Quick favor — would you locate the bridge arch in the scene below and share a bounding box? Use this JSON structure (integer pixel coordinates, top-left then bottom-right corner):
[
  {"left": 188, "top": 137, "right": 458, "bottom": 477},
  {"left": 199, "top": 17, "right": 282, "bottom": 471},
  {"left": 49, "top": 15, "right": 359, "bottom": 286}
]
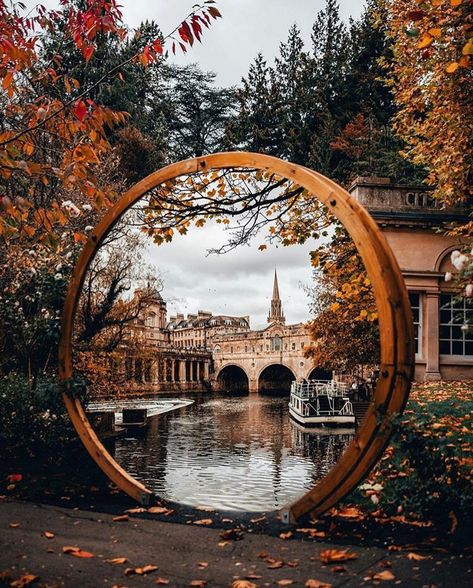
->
[
  {"left": 307, "top": 366, "right": 333, "bottom": 381},
  {"left": 258, "top": 363, "right": 296, "bottom": 395},
  {"left": 215, "top": 364, "right": 249, "bottom": 393}
]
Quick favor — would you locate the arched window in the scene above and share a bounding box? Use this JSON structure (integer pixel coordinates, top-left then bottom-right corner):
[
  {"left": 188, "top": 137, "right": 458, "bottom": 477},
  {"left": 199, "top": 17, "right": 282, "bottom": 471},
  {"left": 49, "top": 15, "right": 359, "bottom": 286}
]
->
[{"left": 271, "top": 335, "right": 282, "bottom": 351}]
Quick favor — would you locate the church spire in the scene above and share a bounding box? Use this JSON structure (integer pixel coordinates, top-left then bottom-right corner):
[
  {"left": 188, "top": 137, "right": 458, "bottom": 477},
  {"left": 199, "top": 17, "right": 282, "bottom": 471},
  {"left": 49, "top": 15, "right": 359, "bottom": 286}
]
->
[{"left": 268, "top": 269, "right": 285, "bottom": 324}]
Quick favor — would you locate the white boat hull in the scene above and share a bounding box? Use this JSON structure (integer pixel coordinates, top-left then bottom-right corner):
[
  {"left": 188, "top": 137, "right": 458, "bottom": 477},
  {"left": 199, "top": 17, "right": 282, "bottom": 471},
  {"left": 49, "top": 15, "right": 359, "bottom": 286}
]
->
[{"left": 289, "top": 405, "right": 356, "bottom": 427}]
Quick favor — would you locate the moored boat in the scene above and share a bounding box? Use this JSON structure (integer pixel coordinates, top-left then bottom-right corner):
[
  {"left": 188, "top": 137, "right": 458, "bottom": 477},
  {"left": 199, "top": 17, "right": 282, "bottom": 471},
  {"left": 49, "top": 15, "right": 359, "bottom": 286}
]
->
[{"left": 289, "top": 379, "right": 355, "bottom": 427}]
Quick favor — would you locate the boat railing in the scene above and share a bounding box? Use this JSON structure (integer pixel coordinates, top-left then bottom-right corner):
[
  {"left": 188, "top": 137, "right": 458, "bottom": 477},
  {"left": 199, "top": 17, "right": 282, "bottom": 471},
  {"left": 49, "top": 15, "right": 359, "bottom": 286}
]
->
[{"left": 291, "top": 379, "right": 349, "bottom": 399}]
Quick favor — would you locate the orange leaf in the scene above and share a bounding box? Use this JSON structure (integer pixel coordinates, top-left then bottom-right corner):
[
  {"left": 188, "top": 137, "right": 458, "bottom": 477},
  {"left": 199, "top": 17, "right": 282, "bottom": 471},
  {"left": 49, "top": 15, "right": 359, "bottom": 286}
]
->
[
  {"left": 106, "top": 557, "right": 128, "bottom": 565},
  {"left": 428, "top": 28, "right": 441, "bottom": 38},
  {"left": 450, "top": 0, "right": 462, "bottom": 6},
  {"left": 43, "top": 531, "right": 55, "bottom": 539},
  {"left": 192, "top": 518, "right": 213, "bottom": 526},
  {"left": 2, "top": 71, "right": 13, "bottom": 90},
  {"left": 305, "top": 581, "right": 332, "bottom": 588},
  {"left": 319, "top": 549, "right": 357, "bottom": 564},
  {"left": 445, "top": 62, "right": 459, "bottom": 73},
  {"left": 112, "top": 514, "right": 129, "bottom": 522},
  {"left": 62, "top": 546, "right": 94, "bottom": 558},
  {"left": 372, "top": 570, "right": 395, "bottom": 581},
  {"left": 417, "top": 34, "right": 433, "bottom": 49},
  {"left": 10, "top": 574, "right": 38, "bottom": 587}
]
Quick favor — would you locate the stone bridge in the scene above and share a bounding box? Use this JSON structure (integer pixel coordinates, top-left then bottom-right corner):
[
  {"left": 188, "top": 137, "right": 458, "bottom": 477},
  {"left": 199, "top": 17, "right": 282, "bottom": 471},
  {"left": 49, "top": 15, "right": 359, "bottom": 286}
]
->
[{"left": 211, "top": 348, "right": 331, "bottom": 394}]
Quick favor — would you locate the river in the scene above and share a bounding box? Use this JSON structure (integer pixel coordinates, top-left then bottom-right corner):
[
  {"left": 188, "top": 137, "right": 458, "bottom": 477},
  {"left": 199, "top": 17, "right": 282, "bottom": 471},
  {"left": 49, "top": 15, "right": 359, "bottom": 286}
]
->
[{"left": 112, "top": 391, "right": 354, "bottom": 512}]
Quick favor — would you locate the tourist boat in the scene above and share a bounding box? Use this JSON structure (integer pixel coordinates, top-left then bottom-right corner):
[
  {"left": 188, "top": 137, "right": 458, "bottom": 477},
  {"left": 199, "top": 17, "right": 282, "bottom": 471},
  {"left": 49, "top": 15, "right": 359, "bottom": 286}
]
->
[{"left": 289, "top": 379, "right": 355, "bottom": 427}]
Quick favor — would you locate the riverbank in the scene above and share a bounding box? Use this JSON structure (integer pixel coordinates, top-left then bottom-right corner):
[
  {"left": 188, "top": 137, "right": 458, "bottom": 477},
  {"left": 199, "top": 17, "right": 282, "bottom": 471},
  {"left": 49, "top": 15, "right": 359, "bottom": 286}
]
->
[{"left": 1, "top": 499, "right": 471, "bottom": 588}]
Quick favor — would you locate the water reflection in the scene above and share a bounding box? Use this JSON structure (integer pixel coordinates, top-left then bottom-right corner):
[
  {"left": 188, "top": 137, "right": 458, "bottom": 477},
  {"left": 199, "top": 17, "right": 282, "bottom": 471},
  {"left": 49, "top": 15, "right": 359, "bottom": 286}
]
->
[{"left": 112, "top": 392, "right": 353, "bottom": 512}]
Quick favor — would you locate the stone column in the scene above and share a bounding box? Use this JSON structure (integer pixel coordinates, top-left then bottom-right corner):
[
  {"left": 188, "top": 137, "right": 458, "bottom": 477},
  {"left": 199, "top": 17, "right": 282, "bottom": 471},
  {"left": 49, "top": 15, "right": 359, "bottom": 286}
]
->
[
  {"left": 170, "top": 359, "right": 175, "bottom": 382},
  {"left": 203, "top": 361, "right": 210, "bottom": 380},
  {"left": 179, "top": 360, "right": 186, "bottom": 382},
  {"left": 424, "top": 292, "right": 441, "bottom": 381}
]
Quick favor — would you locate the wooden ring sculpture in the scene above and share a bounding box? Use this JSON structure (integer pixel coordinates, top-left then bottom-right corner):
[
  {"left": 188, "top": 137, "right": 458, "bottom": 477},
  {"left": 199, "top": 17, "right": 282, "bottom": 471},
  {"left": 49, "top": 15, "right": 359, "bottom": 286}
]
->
[{"left": 58, "top": 152, "right": 414, "bottom": 522}]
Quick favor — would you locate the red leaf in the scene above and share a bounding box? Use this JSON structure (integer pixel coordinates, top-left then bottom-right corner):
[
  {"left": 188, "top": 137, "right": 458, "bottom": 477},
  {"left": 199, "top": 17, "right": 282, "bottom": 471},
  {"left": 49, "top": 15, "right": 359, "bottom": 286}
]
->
[
  {"left": 208, "top": 7, "right": 222, "bottom": 18},
  {"left": 7, "top": 474, "right": 22, "bottom": 483},
  {"left": 74, "top": 100, "right": 87, "bottom": 122}
]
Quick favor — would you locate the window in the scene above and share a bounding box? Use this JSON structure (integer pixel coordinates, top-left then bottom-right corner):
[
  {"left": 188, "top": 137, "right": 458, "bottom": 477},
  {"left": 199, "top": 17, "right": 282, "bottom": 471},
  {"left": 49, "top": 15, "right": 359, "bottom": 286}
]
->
[
  {"left": 291, "top": 342, "right": 296, "bottom": 350},
  {"left": 439, "top": 293, "right": 473, "bottom": 355},
  {"left": 409, "top": 292, "right": 422, "bottom": 356},
  {"left": 271, "top": 335, "right": 282, "bottom": 351}
]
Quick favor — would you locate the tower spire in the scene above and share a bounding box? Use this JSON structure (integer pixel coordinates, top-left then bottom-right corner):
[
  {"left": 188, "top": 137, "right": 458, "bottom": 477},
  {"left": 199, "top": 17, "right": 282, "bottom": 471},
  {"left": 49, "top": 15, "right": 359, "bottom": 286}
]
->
[{"left": 268, "top": 269, "right": 285, "bottom": 324}]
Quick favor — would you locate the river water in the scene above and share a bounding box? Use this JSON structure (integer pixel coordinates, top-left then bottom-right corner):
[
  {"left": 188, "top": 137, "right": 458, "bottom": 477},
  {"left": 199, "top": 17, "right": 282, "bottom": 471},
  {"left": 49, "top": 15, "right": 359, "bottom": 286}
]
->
[{"left": 112, "top": 391, "right": 354, "bottom": 512}]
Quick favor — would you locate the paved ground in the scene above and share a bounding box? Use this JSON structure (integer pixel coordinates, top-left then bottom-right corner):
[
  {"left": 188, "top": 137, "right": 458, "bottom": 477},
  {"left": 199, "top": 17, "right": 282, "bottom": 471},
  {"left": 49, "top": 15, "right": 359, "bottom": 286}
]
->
[{"left": 0, "top": 500, "right": 471, "bottom": 588}]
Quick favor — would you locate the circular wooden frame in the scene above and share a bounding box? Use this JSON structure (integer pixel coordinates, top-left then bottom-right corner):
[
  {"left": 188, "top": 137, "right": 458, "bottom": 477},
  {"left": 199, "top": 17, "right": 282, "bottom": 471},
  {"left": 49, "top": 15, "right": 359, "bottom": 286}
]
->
[{"left": 58, "top": 152, "right": 414, "bottom": 520}]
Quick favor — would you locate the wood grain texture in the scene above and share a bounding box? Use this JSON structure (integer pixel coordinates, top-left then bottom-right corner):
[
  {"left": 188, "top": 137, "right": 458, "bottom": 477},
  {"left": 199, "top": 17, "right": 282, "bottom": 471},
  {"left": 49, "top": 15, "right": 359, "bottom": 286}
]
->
[{"left": 58, "top": 152, "right": 414, "bottom": 518}]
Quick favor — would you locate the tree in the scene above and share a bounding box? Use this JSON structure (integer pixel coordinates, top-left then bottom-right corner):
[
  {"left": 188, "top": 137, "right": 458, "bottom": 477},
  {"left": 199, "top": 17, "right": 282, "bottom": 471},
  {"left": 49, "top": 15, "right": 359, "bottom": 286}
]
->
[
  {"left": 0, "top": 0, "right": 222, "bottom": 245},
  {"left": 163, "top": 64, "right": 236, "bottom": 159},
  {"left": 381, "top": 0, "right": 472, "bottom": 206},
  {"left": 305, "top": 228, "right": 380, "bottom": 374}
]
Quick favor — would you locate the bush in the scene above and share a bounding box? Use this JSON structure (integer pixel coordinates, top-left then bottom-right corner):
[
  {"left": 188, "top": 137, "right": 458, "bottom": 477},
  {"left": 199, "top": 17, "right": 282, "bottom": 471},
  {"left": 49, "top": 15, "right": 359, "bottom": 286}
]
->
[
  {"left": 347, "top": 383, "right": 473, "bottom": 533},
  {"left": 0, "top": 374, "right": 76, "bottom": 465}
]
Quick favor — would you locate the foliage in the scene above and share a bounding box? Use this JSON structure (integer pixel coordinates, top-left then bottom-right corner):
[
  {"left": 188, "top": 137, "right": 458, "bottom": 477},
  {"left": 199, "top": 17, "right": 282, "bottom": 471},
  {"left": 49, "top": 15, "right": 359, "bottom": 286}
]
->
[
  {"left": 345, "top": 381, "right": 473, "bottom": 532},
  {"left": 0, "top": 374, "right": 76, "bottom": 464},
  {"left": 227, "top": 0, "right": 423, "bottom": 186},
  {"left": 381, "top": 0, "right": 472, "bottom": 206},
  {"left": 305, "top": 228, "right": 379, "bottom": 374},
  {"left": 0, "top": 0, "right": 222, "bottom": 245}
]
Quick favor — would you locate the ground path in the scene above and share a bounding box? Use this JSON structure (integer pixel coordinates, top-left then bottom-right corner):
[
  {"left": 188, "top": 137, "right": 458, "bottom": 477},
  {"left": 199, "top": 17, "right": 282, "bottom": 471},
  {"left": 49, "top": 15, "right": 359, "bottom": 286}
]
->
[{"left": 0, "top": 500, "right": 471, "bottom": 587}]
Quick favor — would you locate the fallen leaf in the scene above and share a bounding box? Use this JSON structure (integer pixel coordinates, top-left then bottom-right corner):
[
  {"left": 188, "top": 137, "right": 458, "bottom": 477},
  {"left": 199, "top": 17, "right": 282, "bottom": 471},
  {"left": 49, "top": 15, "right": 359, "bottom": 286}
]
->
[
  {"left": 62, "top": 546, "right": 94, "bottom": 558},
  {"left": 245, "top": 574, "right": 262, "bottom": 579},
  {"left": 220, "top": 528, "right": 244, "bottom": 541},
  {"left": 193, "top": 519, "right": 213, "bottom": 526},
  {"left": 287, "top": 561, "right": 299, "bottom": 568},
  {"left": 9, "top": 523, "right": 20, "bottom": 528},
  {"left": 10, "top": 574, "right": 38, "bottom": 587},
  {"left": 106, "top": 557, "right": 128, "bottom": 565},
  {"left": 112, "top": 515, "right": 129, "bottom": 522},
  {"left": 232, "top": 581, "right": 257, "bottom": 588},
  {"left": 148, "top": 506, "right": 174, "bottom": 516},
  {"left": 125, "top": 565, "right": 159, "bottom": 576},
  {"left": 331, "top": 565, "right": 346, "bottom": 573},
  {"left": 125, "top": 507, "right": 146, "bottom": 514},
  {"left": 197, "top": 562, "right": 208, "bottom": 569},
  {"left": 43, "top": 531, "right": 54, "bottom": 539},
  {"left": 189, "top": 581, "right": 206, "bottom": 587},
  {"left": 257, "top": 551, "right": 269, "bottom": 559},
  {"left": 154, "top": 578, "right": 170, "bottom": 585},
  {"left": 196, "top": 505, "right": 215, "bottom": 512},
  {"left": 279, "top": 531, "right": 293, "bottom": 540},
  {"left": 407, "top": 552, "right": 428, "bottom": 561},
  {"left": 250, "top": 515, "right": 266, "bottom": 524},
  {"left": 7, "top": 474, "right": 23, "bottom": 483},
  {"left": 305, "top": 580, "right": 332, "bottom": 588},
  {"left": 277, "top": 581, "right": 294, "bottom": 586},
  {"left": 267, "top": 558, "right": 284, "bottom": 569},
  {"left": 319, "top": 549, "right": 357, "bottom": 564},
  {"left": 372, "top": 570, "right": 395, "bottom": 581}
]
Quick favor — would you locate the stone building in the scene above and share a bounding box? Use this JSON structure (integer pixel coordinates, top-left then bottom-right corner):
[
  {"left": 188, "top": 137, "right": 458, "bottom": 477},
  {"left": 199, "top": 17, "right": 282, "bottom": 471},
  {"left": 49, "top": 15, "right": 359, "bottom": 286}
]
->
[
  {"left": 167, "top": 310, "right": 250, "bottom": 349},
  {"left": 211, "top": 271, "right": 324, "bottom": 393},
  {"left": 349, "top": 177, "right": 472, "bottom": 381}
]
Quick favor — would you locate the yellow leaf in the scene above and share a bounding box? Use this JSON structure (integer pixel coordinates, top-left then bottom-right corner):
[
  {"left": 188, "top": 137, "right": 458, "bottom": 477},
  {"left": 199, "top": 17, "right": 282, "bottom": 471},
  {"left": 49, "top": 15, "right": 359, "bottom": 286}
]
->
[
  {"left": 462, "top": 42, "right": 473, "bottom": 56},
  {"left": 445, "top": 62, "right": 459, "bottom": 73},
  {"left": 417, "top": 34, "right": 433, "bottom": 49},
  {"left": 450, "top": 0, "right": 462, "bottom": 6},
  {"left": 428, "top": 28, "right": 441, "bottom": 38}
]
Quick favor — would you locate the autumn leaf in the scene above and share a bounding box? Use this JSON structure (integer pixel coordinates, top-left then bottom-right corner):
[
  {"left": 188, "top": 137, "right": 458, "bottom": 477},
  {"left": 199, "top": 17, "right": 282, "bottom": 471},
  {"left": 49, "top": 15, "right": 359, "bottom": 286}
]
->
[
  {"left": 7, "top": 474, "right": 22, "bottom": 483},
  {"left": 125, "top": 565, "right": 159, "bottom": 576},
  {"left": 154, "top": 579, "right": 170, "bottom": 585},
  {"left": 112, "top": 514, "right": 129, "bottom": 522},
  {"left": 62, "top": 546, "right": 94, "bottom": 558},
  {"left": 9, "top": 523, "right": 20, "bottom": 529},
  {"left": 189, "top": 581, "right": 207, "bottom": 587},
  {"left": 74, "top": 100, "right": 87, "bottom": 122},
  {"left": 372, "top": 570, "right": 395, "bottom": 581},
  {"left": 148, "top": 506, "right": 174, "bottom": 516},
  {"left": 232, "top": 582, "right": 257, "bottom": 588},
  {"left": 446, "top": 62, "right": 460, "bottom": 73},
  {"left": 192, "top": 518, "right": 213, "bottom": 526},
  {"left": 305, "top": 580, "right": 332, "bottom": 588},
  {"left": 277, "top": 581, "right": 294, "bottom": 586},
  {"left": 279, "top": 531, "right": 293, "bottom": 540},
  {"left": 407, "top": 552, "right": 429, "bottom": 561},
  {"left": 106, "top": 557, "right": 128, "bottom": 565},
  {"left": 42, "top": 531, "right": 54, "bottom": 539},
  {"left": 10, "top": 574, "right": 39, "bottom": 587},
  {"left": 319, "top": 549, "right": 357, "bottom": 564}
]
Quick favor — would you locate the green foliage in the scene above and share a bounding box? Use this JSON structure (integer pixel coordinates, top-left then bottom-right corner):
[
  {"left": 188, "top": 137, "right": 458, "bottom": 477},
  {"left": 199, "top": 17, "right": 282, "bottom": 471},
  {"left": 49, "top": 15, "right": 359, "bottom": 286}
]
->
[{"left": 0, "top": 374, "right": 76, "bottom": 464}]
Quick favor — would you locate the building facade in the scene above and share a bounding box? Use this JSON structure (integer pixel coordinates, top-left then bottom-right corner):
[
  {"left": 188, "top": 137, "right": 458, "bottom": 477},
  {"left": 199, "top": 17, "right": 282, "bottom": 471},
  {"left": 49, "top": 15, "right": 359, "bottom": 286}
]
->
[{"left": 349, "top": 177, "right": 472, "bottom": 381}]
